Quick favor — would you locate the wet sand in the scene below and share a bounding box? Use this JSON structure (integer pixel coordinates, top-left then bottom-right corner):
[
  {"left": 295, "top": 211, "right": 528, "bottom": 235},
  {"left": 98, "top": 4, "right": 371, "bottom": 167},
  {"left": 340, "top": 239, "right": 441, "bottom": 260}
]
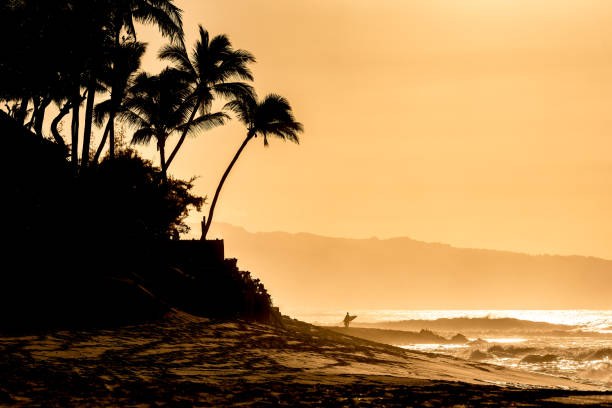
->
[{"left": 1, "top": 312, "right": 611, "bottom": 407}]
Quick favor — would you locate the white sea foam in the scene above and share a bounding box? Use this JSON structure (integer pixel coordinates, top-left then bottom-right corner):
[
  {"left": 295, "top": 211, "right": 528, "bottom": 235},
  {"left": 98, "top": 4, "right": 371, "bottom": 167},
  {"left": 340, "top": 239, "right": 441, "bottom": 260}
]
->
[{"left": 293, "top": 309, "right": 612, "bottom": 388}]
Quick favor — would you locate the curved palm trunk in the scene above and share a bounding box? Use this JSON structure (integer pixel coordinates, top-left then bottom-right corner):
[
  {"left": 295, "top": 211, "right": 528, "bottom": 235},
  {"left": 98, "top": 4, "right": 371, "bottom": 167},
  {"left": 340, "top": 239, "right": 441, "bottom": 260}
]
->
[
  {"left": 92, "top": 118, "right": 112, "bottom": 164},
  {"left": 163, "top": 96, "right": 202, "bottom": 173},
  {"left": 81, "top": 75, "right": 96, "bottom": 168},
  {"left": 202, "top": 132, "right": 253, "bottom": 240},
  {"left": 51, "top": 102, "right": 70, "bottom": 147}
]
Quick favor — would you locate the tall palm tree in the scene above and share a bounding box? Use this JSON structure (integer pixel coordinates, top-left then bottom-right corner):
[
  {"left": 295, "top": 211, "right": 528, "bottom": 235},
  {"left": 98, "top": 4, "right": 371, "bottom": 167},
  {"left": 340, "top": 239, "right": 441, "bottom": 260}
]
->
[
  {"left": 158, "top": 25, "right": 255, "bottom": 175},
  {"left": 121, "top": 69, "right": 227, "bottom": 181},
  {"left": 92, "top": 41, "right": 147, "bottom": 163},
  {"left": 201, "top": 92, "right": 303, "bottom": 239},
  {"left": 80, "top": 0, "right": 183, "bottom": 168}
]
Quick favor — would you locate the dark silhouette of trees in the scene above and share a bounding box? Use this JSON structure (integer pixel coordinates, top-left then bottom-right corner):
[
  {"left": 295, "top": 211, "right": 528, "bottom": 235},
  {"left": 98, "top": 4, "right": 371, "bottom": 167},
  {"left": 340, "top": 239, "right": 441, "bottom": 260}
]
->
[
  {"left": 109, "top": 0, "right": 183, "bottom": 44},
  {"left": 202, "top": 92, "right": 303, "bottom": 239},
  {"left": 1, "top": 0, "right": 304, "bottom": 242},
  {"left": 93, "top": 41, "right": 148, "bottom": 164},
  {"left": 0, "top": 0, "right": 75, "bottom": 129},
  {"left": 80, "top": 0, "right": 184, "bottom": 168},
  {"left": 92, "top": 0, "right": 183, "bottom": 163},
  {"left": 158, "top": 25, "right": 255, "bottom": 174},
  {"left": 0, "top": 0, "right": 184, "bottom": 167},
  {"left": 121, "top": 69, "right": 227, "bottom": 180},
  {"left": 0, "top": 1, "right": 301, "bottom": 326}
]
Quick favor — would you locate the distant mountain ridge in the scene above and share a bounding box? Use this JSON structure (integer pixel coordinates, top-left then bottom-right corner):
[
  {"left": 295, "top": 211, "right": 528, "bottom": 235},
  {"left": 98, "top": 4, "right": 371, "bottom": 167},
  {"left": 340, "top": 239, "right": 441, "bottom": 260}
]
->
[{"left": 208, "top": 223, "right": 612, "bottom": 312}]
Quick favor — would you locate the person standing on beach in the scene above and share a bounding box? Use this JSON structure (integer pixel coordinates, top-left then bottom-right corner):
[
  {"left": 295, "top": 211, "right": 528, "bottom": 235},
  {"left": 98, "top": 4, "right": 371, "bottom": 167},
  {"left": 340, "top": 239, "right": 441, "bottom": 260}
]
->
[{"left": 343, "top": 312, "right": 351, "bottom": 328}]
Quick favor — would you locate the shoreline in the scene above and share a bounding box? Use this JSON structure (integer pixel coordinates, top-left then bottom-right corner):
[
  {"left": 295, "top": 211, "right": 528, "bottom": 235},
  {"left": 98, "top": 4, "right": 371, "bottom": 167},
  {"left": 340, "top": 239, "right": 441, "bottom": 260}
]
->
[{"left": 1, "top": 312, "right": 611, "bottom": 406}]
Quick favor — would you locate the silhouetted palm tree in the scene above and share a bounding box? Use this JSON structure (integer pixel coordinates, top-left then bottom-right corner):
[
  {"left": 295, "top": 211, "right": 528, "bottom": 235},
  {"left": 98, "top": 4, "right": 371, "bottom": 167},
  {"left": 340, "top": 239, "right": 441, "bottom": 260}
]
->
[
  {"left": 158, "top": 25, "right": 255, "bottom": 174},
  {"left": 93, "top": 41, "right": 147, "bottom": 163},
  {"left": 1, "top": 0, "right": 183, "bottom": 166},
  {"left": 121, "top": 69, "right": 227, "bottom": 180},
  {"left": 202, "top": 92, "right": 303, "bottom": 239},
  {"left": 80, "top": 0, "right": 183, "bottom": 168},
  {"left": 109, "top": 0, "right": 183, "bottom": 44}
]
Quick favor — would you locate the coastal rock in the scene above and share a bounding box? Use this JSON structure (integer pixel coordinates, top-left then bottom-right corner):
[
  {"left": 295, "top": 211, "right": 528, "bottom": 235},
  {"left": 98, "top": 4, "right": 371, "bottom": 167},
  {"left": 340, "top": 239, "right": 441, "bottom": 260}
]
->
[
  {"left": 469, "top": 350, "right": 490, "bottom": 361},
  {"left": 450, "top": 333, "right": 469, "bottom": 344}
]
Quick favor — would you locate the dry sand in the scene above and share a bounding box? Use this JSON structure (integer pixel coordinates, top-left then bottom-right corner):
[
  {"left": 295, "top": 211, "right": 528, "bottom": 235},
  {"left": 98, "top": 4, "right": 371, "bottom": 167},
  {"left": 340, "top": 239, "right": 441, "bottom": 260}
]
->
[{"left": 1, "top": 311, "right": 611, "bottom": 407}]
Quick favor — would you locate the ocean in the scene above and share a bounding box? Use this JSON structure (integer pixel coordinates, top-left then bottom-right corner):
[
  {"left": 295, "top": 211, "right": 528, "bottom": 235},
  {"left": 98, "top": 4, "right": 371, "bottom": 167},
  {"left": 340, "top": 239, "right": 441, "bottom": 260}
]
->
[{"left": 290, "top": 310, "right": 612, "bottom": 388}]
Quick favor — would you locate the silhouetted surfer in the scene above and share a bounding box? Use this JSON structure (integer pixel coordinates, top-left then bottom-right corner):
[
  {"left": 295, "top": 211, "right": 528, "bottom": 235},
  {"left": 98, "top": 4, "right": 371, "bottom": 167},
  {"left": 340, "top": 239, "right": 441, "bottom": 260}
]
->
[{"left": 343, "top": 312, "right": 356, "bottom": 328}]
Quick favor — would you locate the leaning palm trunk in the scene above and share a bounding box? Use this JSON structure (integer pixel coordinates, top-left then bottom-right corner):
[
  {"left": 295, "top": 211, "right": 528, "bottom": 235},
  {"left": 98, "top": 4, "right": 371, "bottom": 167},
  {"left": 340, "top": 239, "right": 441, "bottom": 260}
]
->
[
  {"left": 163, "top": 96, "right": 202, "bottom": 174},
  {"left": 202, "top": 131, "right": 253, "bottom": 239},
  {"left": 81, "top": 76, "right": 96, "bottom": 168},
  {"left": 92, "top": 118, "right": 112, "bottom": 164}
]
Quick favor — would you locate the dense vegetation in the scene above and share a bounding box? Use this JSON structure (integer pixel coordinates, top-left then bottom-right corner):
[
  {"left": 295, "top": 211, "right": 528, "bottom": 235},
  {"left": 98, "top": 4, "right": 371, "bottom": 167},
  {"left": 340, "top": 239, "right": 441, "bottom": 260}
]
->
[{"left": 0, "top": 0, "right": 301, "bottom": 328}]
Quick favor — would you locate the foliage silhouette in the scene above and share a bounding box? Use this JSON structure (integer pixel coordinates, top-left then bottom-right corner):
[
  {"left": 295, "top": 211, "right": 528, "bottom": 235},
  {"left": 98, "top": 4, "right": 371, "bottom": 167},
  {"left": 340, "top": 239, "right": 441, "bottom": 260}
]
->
[
  {"left": 122, "top": 69, "right": 228, "bottom": 180},
  {"left": 0, "top": 0, "right": 184, "bottom": 166},
  {"left": 0, "top": 1, "right": 296, "bottom": 327},
  {"left": 93, "top": 41, "right": 148, "bottom": 163},
  {"left": 158, "top": 25, "right": 255, "bottom": 173},
  {"left": 2, "top": 110, "right": 274, "bottom": 328}
]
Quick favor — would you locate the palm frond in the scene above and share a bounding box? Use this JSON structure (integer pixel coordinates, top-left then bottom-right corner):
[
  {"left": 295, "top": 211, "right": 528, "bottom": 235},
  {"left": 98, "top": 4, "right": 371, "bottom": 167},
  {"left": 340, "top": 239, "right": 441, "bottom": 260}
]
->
[
  {"left": 176, "top": 111, "right": 229, "bottom": 135},
  {"left": 213, "top": 82, "right": 254, "bottom": 100},
  {"left": 260, "top": 122, "right": 303, "bottom": 144},
  {"left": 207, "top": 33, "right": 231, "bottom": 56},
  {"left": 216, "top": 50, "right": 255, "bottom": 82},
  {"left": 132, "top": 2, "right": 183, "bottom": 43},
  {"left": 116, "top": 109, "right": 149, "bottom": 130},
  {"left": 131, "top": 127, "right": 156, "bottom": 145},
  {"left": 159, "top": 44, "right": 195, "bottom": 76},
  {"left": 94, "top": 98, "right": 113, "bottom": 125},
  {"left": 223, "top": 92, "right": 257, "bottom": 124},
  {"left": 252, "top": 93, "right": 303, "bottom": 145}
]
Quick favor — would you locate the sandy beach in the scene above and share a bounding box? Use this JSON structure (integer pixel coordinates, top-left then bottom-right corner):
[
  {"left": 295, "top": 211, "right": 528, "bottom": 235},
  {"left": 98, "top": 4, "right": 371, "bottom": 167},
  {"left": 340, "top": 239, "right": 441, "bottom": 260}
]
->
[{"left": 1, "top": 312, "right": 611, "bottom": 407}]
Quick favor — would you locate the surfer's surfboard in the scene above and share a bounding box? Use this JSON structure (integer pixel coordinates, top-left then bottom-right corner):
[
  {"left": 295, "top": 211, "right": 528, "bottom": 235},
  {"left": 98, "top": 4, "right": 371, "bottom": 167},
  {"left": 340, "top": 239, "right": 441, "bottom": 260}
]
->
[{"left": 349, "top": 315, "right": 357, "bottom": 322}]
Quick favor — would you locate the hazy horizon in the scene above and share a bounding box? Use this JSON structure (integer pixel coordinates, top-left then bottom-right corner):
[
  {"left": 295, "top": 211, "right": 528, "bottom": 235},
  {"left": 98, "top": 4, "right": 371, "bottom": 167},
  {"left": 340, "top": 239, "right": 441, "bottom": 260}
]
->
[
  {"left": 130, "top": 0, "right": 612, "bottom": 260},
  {"left": 208, "top": 223, "right": 612, "bottom": 312},
  {"left": 201, "top": 221, "right": 611, "bottom": 261}
]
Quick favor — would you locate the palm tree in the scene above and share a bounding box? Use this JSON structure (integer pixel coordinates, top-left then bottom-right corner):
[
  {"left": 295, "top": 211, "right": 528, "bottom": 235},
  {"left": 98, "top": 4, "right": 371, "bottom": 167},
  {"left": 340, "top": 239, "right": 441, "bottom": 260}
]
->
[
  {"left": 100, "top": 0, "right": 183, "bottom": 162},
  {"left": 1, "top": 0, "right": 183, "bottom": 165},
  {"left": 92, "top": 41, "right": 147, "bottom": 163},
  {"left": 158, "top": 25, "right": 255, "bottom": 175},
  {"left": 201, "top": 92, "right": 303, "bottom": 239},
  {"left": 80, "top": 0, "right": 183, "bottom": 168},
  {"left": 121, "top": 69, "right": 227, "bottom": 180},
  {"left": 109, "top": 0, "right": 183, "bottom": 44}
]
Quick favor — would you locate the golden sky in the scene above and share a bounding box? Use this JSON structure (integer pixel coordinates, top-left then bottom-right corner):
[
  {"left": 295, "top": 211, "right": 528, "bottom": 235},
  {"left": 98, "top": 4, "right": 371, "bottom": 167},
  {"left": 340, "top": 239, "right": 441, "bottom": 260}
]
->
[{"left": 138, "top": 0, "right": 612, "bottom": 259}]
